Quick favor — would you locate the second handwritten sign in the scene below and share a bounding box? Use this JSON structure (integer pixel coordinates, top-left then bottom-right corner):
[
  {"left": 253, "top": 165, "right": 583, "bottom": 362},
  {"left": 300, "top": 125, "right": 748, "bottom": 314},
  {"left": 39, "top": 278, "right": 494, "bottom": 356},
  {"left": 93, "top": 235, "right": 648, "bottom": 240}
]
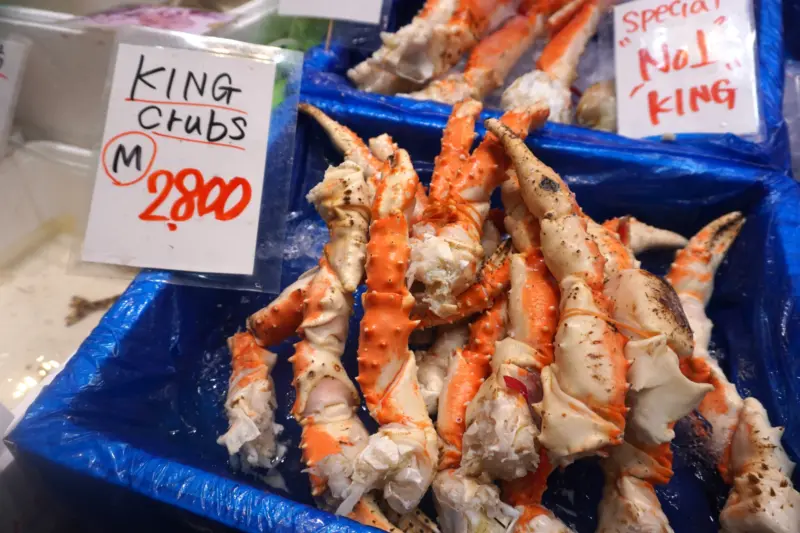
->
[
  {"left": 614, "top": 0, "right": 759, "bottom": 138},
  {"left": 83, "top": 43, "right": 275, "bottom": 275}
]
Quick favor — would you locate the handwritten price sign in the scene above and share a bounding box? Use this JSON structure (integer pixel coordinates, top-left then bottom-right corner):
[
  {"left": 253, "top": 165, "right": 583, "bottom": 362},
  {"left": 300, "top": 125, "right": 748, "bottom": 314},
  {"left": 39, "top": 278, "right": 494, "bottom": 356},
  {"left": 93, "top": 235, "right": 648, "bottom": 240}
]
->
[
  {"left": 82, "top": 43, "right": 276, "bottom": 275},
  {"left": 613, "top": 0, "right": 759, "bottom": 138}
]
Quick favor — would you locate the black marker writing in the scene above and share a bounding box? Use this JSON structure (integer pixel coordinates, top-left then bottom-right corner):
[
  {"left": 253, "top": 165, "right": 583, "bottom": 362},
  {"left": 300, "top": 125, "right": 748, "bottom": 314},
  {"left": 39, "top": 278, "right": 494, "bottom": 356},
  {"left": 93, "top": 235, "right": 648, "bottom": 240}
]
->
[
  {"left": 126, "top": 50, "right": 249, "bottom": 147},
  {"left": 129, "top": 54, "right": 166, "bottom": 100},
  {"left": 112, "top": 144, "right": 142, "bottom": 173}
]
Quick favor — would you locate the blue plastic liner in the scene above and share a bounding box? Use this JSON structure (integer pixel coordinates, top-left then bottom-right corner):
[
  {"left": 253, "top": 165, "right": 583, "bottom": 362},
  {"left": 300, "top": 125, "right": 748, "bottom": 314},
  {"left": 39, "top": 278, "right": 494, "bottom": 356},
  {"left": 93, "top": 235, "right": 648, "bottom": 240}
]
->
[
  {"left": 7, "top": 101, "right": 800, "bottom": 533},
  {"left": 301, "top": 0, "right": 789, "bottom": 171}
]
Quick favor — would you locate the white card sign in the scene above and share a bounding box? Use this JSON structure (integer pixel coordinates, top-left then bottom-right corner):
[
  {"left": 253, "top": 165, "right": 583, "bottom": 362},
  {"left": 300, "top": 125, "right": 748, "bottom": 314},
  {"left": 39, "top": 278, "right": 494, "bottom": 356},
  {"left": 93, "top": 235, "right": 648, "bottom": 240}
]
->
[
  {"left": 614, "top": 0, "right": 759, "bottom": 138},
  {"left": 0, "top": 37, "right": 29, "bottom": 159},
  {"left": 278, "top": 0, "right": 383, "bottom": 25},
  {"left": 82, "top": 43, "right": 276, "bottom": 275}
]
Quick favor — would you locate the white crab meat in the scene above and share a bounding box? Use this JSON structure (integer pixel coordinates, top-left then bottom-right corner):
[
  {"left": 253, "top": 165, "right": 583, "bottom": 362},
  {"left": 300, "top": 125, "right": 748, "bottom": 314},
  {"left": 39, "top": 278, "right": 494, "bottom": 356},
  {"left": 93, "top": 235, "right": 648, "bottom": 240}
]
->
[
  {"left": 408, "top": 223, "right": 483, "bottom": 317},
  {"left": 461, "top": 351, "right": 540, "bottom": 479},
  {"left": 625, "top": 335, "right": 712, "bottom": 446},
  {"left": 433, "top": 469, "right": 520, "bottom": 533},
  {"left": 344, "top": 420, "right": 437, "bottom": 515},
  {"left": 502, "top": 71, "right": 572, "bottom": 123},
  {"left": 217, "top": 356, "right": 285, "bottom": 469}
]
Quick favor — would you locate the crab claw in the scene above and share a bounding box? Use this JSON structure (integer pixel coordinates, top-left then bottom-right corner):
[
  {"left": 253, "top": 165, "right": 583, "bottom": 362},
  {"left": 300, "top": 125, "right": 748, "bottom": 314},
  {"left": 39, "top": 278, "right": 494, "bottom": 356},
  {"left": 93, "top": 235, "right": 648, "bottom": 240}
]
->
[
  {"left": 605, "top": 270, "right": 693, "bottom": 357},
  {"left": 299, "top": 104, "right": 381, "bottom": 180},
  {"left": 666, "top": 211, "right": 745, "bottom": 305},
  {"left": 625, "top": 334, "right": 713, "bottom": 446},
  {"left": 720, "top": 398, "right": 800, "bottom": 533},
  {"left": 247, "top": 267, "right": 318, "bottom": 347},
  {"left": 603, "top": 216, "right": 688, "bottom": 254}
]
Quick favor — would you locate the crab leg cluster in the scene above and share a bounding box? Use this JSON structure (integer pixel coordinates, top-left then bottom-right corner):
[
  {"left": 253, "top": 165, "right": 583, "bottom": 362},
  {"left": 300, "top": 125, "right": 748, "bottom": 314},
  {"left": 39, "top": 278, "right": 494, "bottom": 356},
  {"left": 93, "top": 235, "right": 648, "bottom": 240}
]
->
[
  {"left": 401, "top": 0, "right": 567, "bottom": 105},
  {"left": 349, "top": 0, "right": 524, "bottom": 92},
  {"left": 666, "top": 213, "right": 800, "bottom": 533},
  {"left": 486, "top": 118, "right": 628, "bottom": 465},
  {"left": 352, "top": 0, "right": 610, "bottom": 130},
  {"left": 408, "top": 100, "right": 548, "bottom": 320},
  {"left": 220, "top": 101, "right": 796, "bottom": 533},
  {"left": 502, "top": 0, "right": 603, "bottom": 122}
]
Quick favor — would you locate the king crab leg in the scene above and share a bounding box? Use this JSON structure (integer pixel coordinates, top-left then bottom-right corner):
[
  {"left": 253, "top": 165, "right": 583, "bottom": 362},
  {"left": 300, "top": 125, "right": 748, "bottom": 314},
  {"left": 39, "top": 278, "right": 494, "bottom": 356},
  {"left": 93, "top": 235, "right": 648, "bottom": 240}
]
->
[
  {"left": 247, "top": 268, "right": 317, "bottom": 347},
  {"left": 411, "top": 99, "right": 485, "bottom": 411},
  {"left": 433, "top": 172, "right": 568, "bottom": 533},
  {"left": 299, "top": 104, "right": 383, "bottom": 199},
  {"left": 429, "top": 99, "right": 484, "bottom": 206},
  {"left": 409, "top": 103, "right": 549, "bottom": 319},
  {"left": 439, "top": 296, "right": 510, "bottom": 471},
  {"left": 486, "top": 118, "right": 627, "bottom": 465},
  {"left": 433, "top": 296, "right": 522, "bottom": 533},
  {"left": 220, "top": 161, "right": 371, "bottom": 475},
  {"left": 349, "top": 0, "right": 523, "bottom": 90},
  {"left": 242, "top": 161, "right": 392, "bottom": 530},
  {"left": 339, "top": 144, "right": 439, "bottom": 517},
  {"left": 546, "top": 0, "right": 588, "bottom": 34},
  {"left": 244, "top": 107, "right": 385, "bottom": 351},
  {"left": 284, "top": 162, "right": 385, "bottom": 520},
  {"left": 460, "top": 174, "right": 558, "bottom": 480},
  {"left": 401, "top": 4, "right": 551, "bottom": 105},
  {"left": 591, "top": 243, "right": 712, "bottom": 532},
  {"left": 667, "top": 213, "right": 749, "bottom": 463},
  {"left": 495, "top": 176, "right": 571, "bottom": 533},
  {"left": 218, "top": 332, "right": 285, "bottom": 469},
  {"left": 502, "top": 0, "right": 603, "bottom": 123},
  {"left": 666, "top": 213, "right": 800, "bottom": 533},
  {"left": 563, "top": 196, "right": 710, "bottom": 531}
]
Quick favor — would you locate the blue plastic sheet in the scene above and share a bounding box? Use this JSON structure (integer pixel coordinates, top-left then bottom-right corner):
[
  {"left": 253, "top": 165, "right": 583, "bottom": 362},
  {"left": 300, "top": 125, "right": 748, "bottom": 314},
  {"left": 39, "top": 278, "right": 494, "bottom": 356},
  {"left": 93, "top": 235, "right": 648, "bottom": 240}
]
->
[
  {"left": 7, "top": 101, "right": 800, "bottom": 533},
  {"left": 301, "top": 0, "right": 789, "bottom": 171}
]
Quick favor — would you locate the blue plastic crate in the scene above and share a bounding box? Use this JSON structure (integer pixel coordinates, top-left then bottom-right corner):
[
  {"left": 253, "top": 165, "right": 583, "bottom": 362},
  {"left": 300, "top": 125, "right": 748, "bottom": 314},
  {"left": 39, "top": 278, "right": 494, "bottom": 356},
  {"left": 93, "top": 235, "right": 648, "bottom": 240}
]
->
[
  {"left": 6, "top": 100, "right": 800, "bottom": 533},
  {"left": 301, "top": 0, "right": 789, "bottom": 171}
]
